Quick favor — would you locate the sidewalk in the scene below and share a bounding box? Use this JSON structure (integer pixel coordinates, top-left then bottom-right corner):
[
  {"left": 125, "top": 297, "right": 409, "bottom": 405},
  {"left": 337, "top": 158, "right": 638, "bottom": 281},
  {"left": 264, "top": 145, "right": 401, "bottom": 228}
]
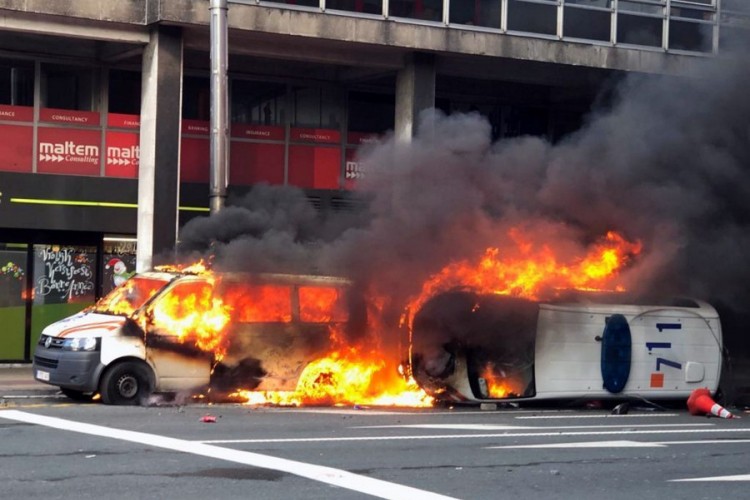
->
[{"left": 0, "top": 364, "right": 59, "bottom": 396}]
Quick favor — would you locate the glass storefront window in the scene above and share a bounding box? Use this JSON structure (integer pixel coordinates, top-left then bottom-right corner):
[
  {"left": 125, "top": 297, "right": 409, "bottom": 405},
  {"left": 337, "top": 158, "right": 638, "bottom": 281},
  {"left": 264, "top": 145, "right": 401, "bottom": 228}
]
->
[
  {"left": 722, "top": 0, "right": 749, "bottom": 13},
  {"left": 109, "top": 69, "right": 141, "bottom": 115},
  {"left": 564, "top": 5, "right": 612, "bottom": 42},
  {"left": 0, "top": 58, "right": 34, "bottom": 106},
  {"left": 669, "top": 19, "right": 713, "bottom": 52},
  {"left": 102, "top": 237, "right": 137, "bottom": 296},
  {"left": 291, "top": 86, "right": 343, "bottom": 129},
  {"left": 183, "top": 75, "right": 210, "bottom": 121},
  {"left": 0, "top": 244, "right": 27, "bottom": 360},
  {"left": 32, "top": 244, "right": 96, "bottom": 305},
  {"left": 719, "top": 13, "right": 750, "bottom": 52},
  {"left": 449, "top": 0, "right": 502, "bottom": 29},
  {"left": 327, "top": 0, "right": 382, "bottom": 15},
  {"left": 266, "top": 0, "right": 318, "bottom": 6},
  {"left": 41, "top": 63, "right": 97, "bottom": 111},
  {"left": 390, "top": 0, "right": 444, "bottom": 22},
  {"left": 347, "top": 91, "right": 395, "bottom": 133},
  {"left": 507, "top": 0, "right": 557, "bottom": 36},
  {"left": 232, "top": 80, "right": 287, "bottom": 126},
  {"left": 618, "top": 1, "right": 664, "bottom": 15},
  {"left": 617, "top": 13, "right": 664, "bottom": 47}
]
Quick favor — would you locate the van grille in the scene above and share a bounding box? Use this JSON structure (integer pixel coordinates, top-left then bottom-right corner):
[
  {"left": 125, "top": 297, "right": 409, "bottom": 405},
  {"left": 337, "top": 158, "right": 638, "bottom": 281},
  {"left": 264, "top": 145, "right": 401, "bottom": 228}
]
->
[
  {"left": 34, "top": 355, "right": 59, "bottom": 369},
  {"left": 37, "top": 335, "right": 64, "bottom": 349}
]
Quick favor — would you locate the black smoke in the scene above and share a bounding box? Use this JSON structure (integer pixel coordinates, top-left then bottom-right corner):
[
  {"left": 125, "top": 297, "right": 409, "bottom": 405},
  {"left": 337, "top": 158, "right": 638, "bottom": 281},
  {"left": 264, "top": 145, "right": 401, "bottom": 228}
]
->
[{"left": 177, "top": 47, "right": 750, "bottom": 360}]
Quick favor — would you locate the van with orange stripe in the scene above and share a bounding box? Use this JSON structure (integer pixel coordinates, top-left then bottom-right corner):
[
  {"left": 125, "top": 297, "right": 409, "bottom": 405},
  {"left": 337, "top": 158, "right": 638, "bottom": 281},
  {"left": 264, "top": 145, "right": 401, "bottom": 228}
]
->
[{"left": 32, "top": 271, "right": 356, "bottom": 404}]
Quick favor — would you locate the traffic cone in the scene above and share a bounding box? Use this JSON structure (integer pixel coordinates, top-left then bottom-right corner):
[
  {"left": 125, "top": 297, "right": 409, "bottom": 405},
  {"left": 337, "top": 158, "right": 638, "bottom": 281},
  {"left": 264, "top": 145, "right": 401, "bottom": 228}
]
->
[{"left": 687, "top": 388, "right": 737, "bottom": 419}]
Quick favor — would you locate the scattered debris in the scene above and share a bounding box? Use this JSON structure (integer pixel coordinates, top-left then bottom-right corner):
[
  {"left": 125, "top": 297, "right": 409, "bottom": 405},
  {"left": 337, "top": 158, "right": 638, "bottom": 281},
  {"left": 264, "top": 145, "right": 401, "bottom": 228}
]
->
[
  {"left": 611, "top": 402, "right": 630, "bottom": 415},
  {"left": 200, "top": 415, "right": 217, "bottom": 423}
]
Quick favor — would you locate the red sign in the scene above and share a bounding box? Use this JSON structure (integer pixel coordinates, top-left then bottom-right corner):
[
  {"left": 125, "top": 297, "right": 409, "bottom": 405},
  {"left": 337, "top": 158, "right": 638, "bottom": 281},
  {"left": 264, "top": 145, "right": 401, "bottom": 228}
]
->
[
  {"left": 230, "top": 142, "right": 285, "bottom": 186},
  {"left": 347, "top": 131, "right": 380, "bottom": 146},
  {"left": 40, "top": 108, "right": 100, "bottom": 127},
  {"left": 37, "top": 128, "right": 101, "bottom": 175},
  {"left": 290, "top": 128, "right": 341, "bottom": 144},
  {"left": 0, "top": 105, "right": 33, "bottom": 123},
  {"left": 180, "top": 137, "right": 209, "bottom": 182},
  {"left": 231, "top": 124, "right": 285, "bottom": 141},
  {"left": 288, "top": 145, "right": 341, "bottom": 189},
  {"left": 0, "top": 124, "right": 33, "bottom": 172},
  {"left": 108, "top": 113, "right": 140, "bottom": 129},
  {"left": 182, "top": 119, "right": 210, "bottom": 136},
  {"left": 105, "top": 131, "right": 139, "bottom": 178}
]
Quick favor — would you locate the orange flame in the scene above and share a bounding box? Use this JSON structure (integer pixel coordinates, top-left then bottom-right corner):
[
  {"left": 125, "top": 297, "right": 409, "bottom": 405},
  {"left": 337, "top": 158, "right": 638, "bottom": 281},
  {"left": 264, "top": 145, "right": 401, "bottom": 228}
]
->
[
  {"left": 231, "top": 350, "right": 433, "bottom": 407},
  {"left": 408, "top": 230, "right": 641, "bottom": 317},
  {"left": 480, "top": 363, "right": 527, "bottom": 399},
  {"left": 149, "top": 277, "right": 232, "bottom": 359}
]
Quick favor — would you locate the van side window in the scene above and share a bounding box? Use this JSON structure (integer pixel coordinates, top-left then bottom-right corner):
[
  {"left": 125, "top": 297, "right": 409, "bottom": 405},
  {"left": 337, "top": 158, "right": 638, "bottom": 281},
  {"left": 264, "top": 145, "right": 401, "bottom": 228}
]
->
[
  {"left": 299, "top": 286, "right": 348, "bottom": 323},
  {"left": 150, "top": 281, "right": 213, "bottom": 335},
  {"left": 222, "top": 283, "right": 292, "bottom": 323}
]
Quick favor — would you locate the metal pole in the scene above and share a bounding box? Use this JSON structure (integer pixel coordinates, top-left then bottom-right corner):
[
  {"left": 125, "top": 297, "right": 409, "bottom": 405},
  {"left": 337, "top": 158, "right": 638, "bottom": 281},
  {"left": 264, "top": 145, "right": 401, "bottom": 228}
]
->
[{"left": 209, "top": 0, "right": 229, "bottom": 214}]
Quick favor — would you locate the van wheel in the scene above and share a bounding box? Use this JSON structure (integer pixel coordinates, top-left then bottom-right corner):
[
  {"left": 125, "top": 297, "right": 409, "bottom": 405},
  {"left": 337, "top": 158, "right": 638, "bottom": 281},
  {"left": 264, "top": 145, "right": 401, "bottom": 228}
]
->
[
  {"left": 100, "top": 361, "right": 153, "bottom": 405},
  {"left": 60, "top": 388, "right": 94, "bottom": 402}
]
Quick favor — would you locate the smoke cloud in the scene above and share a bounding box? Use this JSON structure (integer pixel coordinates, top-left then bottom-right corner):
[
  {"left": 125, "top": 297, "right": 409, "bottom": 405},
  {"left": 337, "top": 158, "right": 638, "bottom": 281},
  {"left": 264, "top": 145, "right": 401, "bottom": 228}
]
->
[{"left": 177, "top": 47, "right": 750, "bottom": 352}]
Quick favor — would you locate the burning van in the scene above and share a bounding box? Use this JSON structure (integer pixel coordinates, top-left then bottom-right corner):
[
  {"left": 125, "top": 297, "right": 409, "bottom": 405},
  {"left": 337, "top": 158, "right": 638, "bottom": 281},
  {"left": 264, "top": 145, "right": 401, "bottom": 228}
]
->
[
  {"left": 410, "top": 290, "right": 724, "bottom": 404},
  {"left": 32, "top": 271, "right": 360, "bottom": 404}
]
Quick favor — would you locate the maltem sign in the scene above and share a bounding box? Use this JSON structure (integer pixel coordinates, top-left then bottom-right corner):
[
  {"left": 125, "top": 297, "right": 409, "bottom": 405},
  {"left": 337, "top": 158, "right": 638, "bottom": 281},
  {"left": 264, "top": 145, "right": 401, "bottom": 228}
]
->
[
  {"left": 37, "top": 128, "right": 101, "bottom": 175},
  {"left": 39, "top": 141, "right": 99, "bottom": 158}
]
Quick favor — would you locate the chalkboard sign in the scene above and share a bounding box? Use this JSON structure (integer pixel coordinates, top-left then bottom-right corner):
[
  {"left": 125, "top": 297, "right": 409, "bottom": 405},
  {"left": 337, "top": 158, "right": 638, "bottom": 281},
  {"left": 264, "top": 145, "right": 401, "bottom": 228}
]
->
[{"left": 33, "top": 245, "right": 96, "bottom": 305}]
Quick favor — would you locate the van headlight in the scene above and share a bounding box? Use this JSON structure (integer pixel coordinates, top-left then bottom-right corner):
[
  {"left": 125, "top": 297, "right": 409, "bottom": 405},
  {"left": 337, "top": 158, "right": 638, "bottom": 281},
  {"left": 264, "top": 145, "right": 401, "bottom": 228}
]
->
[{"left": 62, "top": 337, "right": 100, "bottom": 352}]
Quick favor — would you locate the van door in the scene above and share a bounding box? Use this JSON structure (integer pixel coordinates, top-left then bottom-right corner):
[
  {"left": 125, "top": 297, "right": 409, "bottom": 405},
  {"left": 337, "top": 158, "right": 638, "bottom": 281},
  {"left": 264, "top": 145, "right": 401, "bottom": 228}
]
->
[{"left": 145, "top": 279, "right": 213, "bottom": 391}]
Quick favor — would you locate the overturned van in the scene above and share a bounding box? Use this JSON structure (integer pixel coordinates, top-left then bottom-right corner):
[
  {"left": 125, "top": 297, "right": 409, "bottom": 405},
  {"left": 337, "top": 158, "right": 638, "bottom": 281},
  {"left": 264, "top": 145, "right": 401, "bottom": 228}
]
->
[
  {"left": 32, "top": 271, "right": 360, "bottom": 404},
  {"left": 410, "top": 290, "right": 723, "bottom": 404}
]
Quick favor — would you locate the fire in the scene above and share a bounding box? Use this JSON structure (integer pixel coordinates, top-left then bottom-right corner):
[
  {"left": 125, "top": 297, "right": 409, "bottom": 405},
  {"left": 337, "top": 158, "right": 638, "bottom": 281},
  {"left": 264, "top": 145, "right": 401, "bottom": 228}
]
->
[
  {"left": 230, "top": 325, "right": 432, "bottom": 407},
  {"left": 94, "top": 276, "right": 168, "bottom": 316},
  {"left": 408, "top": 229, "right": 641, "bottom": 317},
  {"left": 155, "top": 259, "right": 212, "bottom": 275},
  {"left": 96, "top": 228, "right": 641, "bottom": 408},
  {"left": 149, "top": 277, "right": 232, "bottom": 359},
  {"left": 480, "top": 363, "right": 527, "bottom": 399},
  {"left": 231, "top": 350, "right": 433, "bottom": 407}
]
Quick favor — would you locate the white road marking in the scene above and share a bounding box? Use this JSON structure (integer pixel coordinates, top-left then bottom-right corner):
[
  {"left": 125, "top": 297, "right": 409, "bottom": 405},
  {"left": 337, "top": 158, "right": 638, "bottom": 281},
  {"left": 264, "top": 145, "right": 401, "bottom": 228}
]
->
[
  {"left": 355, "top": 423, "right": 711, "bottom": 431},
  {"left": 201, "top": 427, "right": 748, "bottom": 444},
  {"left": 515, "top": 413, "right": 678, "bottom": 419},
  {"left": 490, "top": 440, "right": 666, "bottom": 449},
  {"left": 0, "top": 410, "right": 455, "bottom": 500},
  {"left": 671, "top": 474, "right": 750, "bottom": 482},
  {"left": 490, "top": 437, "right": 750, "bottom": 450}
]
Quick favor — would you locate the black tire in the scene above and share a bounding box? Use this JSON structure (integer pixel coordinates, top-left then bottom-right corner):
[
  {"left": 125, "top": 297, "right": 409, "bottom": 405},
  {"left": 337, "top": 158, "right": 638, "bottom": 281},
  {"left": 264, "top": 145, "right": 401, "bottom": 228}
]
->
[
  {"left": 99, "top": 361, "right": 153, "bottom": 405},
  {"left": 60, "top": 388, "right": 94, "bottom": 402}
]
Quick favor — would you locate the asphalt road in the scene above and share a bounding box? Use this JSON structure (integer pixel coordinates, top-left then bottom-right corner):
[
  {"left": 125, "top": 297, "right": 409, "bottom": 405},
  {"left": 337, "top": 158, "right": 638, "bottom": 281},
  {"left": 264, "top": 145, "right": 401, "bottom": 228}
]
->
[{"left": 1, "top": 396, "right": 749, "bottom": 500}]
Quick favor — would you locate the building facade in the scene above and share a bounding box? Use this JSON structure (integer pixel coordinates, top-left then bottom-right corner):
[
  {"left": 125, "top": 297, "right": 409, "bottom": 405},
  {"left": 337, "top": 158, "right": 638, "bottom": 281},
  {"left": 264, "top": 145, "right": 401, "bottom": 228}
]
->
[{"left": 0, "top": 0, "right": 746, "bottom": 362}]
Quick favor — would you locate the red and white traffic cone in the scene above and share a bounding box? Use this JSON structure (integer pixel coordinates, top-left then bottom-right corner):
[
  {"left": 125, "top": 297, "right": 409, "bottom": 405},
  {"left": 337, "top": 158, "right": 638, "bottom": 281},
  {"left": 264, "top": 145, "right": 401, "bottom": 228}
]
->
[{"left": 687, "top": 388, "right": 737, "bottom": 419}]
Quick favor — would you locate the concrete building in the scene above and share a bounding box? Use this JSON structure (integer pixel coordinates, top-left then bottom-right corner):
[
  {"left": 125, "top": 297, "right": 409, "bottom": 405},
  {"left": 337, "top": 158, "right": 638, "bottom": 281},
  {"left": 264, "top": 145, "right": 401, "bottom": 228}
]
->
[{"left": 0, "top": 0, "right": 746, "bottom": 362}]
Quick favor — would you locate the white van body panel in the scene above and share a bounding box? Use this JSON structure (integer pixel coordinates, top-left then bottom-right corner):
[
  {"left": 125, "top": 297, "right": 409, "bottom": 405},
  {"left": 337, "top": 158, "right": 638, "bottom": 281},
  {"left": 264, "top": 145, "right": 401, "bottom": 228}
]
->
[
  {"left": 147, "top": 350, "right": 211, "bottom": 391},
  {"left": 534, "top": 301, "right": 722, "bottom": 400},
  {"left": 42, "top": 311, "right": 127, "bottom": 339}
]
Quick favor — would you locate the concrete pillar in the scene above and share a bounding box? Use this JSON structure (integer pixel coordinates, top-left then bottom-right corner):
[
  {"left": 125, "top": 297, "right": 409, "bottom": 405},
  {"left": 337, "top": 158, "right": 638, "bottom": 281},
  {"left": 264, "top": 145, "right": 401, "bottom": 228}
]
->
[
  {"left": 395, "top": 52, "right": 436, "bottom": 142},
  {"left": 136, "top": 25, "right": 183, "bottom": 272}
]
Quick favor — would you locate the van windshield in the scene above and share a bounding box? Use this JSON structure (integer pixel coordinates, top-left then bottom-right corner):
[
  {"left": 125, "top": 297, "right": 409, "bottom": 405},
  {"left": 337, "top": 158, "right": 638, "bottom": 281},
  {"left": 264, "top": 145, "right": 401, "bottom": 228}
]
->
[{"left": 92, "top": 276, "right": 170, "bottom": 316}]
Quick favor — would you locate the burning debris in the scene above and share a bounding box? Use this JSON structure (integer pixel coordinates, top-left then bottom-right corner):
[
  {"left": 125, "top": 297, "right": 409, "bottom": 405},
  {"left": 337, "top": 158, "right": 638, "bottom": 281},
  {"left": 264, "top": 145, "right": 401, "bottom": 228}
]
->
[{"left": 128, "top": 48, "right": 750, "bottom": 407}]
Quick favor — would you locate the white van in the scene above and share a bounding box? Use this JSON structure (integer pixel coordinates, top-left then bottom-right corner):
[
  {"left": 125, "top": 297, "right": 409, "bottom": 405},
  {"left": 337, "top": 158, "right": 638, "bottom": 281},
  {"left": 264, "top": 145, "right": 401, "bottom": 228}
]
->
[
  {"left": 409, "top": 290, "right": 723, "bottom": 404},
  {"left": 32, "top": 271, "right": 357, "bottom": 404}
]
